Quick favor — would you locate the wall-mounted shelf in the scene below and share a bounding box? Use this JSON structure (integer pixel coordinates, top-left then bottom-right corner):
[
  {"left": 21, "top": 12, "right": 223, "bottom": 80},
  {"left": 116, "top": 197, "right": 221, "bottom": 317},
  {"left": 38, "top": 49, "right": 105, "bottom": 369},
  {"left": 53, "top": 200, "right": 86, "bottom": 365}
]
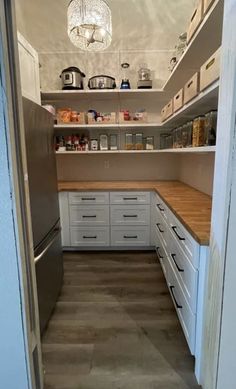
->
[
  {"left": 56, "top": 146, "right": 216, "bottom": 155},
  {"left": 162, "top": 80, "right": 219, "bottom": 128},
  {"left": 54, "top": 122, "right": 162, "bottom": 130},
  {"left": 41, "top": 88, "right": 167, "bottom": 103},
  {"left": 163, "top": 0, "right": 223, "bottom": 94}
]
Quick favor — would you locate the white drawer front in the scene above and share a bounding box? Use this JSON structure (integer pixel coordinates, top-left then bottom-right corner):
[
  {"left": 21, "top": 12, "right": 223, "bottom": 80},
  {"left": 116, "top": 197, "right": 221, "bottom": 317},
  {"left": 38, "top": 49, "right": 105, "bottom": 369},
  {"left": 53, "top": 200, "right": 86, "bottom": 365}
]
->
[
  {"left": 110, "top": 192, "right": 150, "bottom": 205},
  {"left": 169, "top": 211, "right": 200, "bottom": 268},
  {"left": 69, "top": 205, "right": 109, "bottom": 226},
  {"left": 153, "top": 228, "right": 168, "bottom": 280},
  {"left": 167, "top": 240, "right": 198, "bottom": 313},
  {"left": 111, "top": 226, "right": 150, "bottom": 246},
  {"left": 167, "top": 256, "right": 196, "bottom": 355},
  {"left": 153, "top": 192, "right": 169, "bottom": 222},
  {"left": 68, "top": 192, "right": 109, "bottom": 205},
  {"left": 70, "top": 227, "right": 109, "bottom": 246},
  {"left": 154, "top": 217, "right": 170, "bottom": 250},
  {"left": 110, "top": 205, "right": 150, "bottom": 226}
]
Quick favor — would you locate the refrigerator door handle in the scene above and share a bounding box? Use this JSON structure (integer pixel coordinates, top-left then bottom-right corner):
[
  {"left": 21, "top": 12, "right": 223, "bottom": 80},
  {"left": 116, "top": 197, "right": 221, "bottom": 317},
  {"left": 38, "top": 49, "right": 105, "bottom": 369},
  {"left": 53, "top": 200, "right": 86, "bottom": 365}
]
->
[{"left": 34, "top": 227, "right": 61, "bottom": 264}]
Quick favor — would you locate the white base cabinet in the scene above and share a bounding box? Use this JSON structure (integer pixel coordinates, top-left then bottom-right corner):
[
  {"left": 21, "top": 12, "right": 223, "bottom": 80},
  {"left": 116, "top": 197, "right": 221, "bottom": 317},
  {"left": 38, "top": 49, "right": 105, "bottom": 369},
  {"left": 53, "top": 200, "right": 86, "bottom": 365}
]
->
[
  {"left": 151, "top": 191, "right": 209, "bottom": 383},
  {"left": 59, "top": 191, "right": 150, "bottom": 248},
  {"left": 59, "top": 189, "right": 208, "bottom": 383}
]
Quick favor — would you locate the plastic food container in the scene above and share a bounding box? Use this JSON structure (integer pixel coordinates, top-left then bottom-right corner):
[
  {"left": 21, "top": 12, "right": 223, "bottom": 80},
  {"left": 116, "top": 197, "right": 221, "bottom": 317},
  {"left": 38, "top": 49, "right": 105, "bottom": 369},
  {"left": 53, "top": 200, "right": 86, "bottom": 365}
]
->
[
  {"left": 192, "top": 116, "right": 205, "bottom": 147},
  {"left": 146, "top": 136, "right": 154, "bottom": 150},
  {"left": 125, "top": 133, "right": 134, "bottom": 150},
  {"left": 135, "top": 133, "right": 143, "bottom": 150},
  {"left": 99, "top": 134, "right": 108, "bottom": 150},
  {"left": 204, "top": 111, "right": 217, "bottom": 146},
  {"left": 110, "top": 134, "right": 118, "bottom": 150}
]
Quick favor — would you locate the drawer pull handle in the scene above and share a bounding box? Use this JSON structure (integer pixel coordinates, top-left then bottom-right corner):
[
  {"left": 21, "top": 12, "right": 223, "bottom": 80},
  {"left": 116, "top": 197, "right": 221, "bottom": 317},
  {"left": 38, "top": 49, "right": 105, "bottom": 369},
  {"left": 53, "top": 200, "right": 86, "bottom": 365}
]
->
[
  {"left": 123, "top": 215, "right": 138, "bottom": 218},
  {"left": 155, "top": 246, "right": 164, "bottom": 260},
  {"left": 171, "top": 254, "right": 184, "bottom": 272},
  {"left": 170, "top": 286, "right": 182, "bottom": 309},
  {"left": 156, "top": 223, "right": 164, "bottom": 233},
  {"left": 81, "top": 197, "right": 96, "bottom": 201},
  {"left": 83, "top": 235, "right": 97, "bottom": 239},
  {"left": 123, "top": 197, "right": 138, "bottom": 200},
  {"left": 123, "top": 235, "right": 138, "bottom": 239},
  {"left": 157, "top": 204, "right": 165, "bottom": 212},
  {"left": 82, "top": 215, "right": 97, "bottom": 218},
  {"left": 172, "top": 226, "right": 185, "bottom": 241}
]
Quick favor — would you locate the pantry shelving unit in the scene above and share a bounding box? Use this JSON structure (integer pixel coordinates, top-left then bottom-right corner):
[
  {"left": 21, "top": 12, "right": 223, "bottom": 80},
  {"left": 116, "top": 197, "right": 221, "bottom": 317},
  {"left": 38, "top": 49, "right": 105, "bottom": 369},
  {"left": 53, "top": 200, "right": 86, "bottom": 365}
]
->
[
  {"left": 163, "top": 0, "right": 223, "bottom": 93},
  {"left": 42, "top": 0, "right": 223, "bottom": 156},
  {"left": 162, "top": 80, "right": 219, "bottom": 128}
]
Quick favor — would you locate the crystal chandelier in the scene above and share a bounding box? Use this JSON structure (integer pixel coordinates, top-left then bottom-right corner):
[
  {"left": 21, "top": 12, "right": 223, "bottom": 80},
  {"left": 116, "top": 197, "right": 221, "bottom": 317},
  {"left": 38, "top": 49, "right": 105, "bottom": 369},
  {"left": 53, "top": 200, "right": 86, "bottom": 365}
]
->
[{"left": 68, "top": 0, "right": 112, "bottom": 51}]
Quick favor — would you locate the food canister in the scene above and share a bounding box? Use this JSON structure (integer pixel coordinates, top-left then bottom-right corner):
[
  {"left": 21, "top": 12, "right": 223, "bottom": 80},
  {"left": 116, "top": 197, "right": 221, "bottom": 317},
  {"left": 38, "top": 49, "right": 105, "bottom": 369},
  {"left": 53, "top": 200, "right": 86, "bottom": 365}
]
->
[
  {"left": 146, "top": 136, "right": 154, "bottom": 150},
  {"left": 204, "top": 111, "right": 217, "bottom": 146},
  {"left": 192, "top": 116, "right": 205, "bottom": 147},
  {"left": 135, "top": 133, "right": 143, "bottom": 150},
  {"left": 125, "top": 133, "right": 133, "bottom": 150}
]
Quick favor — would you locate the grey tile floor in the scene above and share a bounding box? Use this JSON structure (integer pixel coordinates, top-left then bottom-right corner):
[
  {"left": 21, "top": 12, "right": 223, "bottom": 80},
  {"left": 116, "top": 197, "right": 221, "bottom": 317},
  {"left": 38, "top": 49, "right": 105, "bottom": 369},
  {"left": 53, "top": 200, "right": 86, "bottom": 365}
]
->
[{"left": 42, "top": 251, "right": 200, "bottom": 389}]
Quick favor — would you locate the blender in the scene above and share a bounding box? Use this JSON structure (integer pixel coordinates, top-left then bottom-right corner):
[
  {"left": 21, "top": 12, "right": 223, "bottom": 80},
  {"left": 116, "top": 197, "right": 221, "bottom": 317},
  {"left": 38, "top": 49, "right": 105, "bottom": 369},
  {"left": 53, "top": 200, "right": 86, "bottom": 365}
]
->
[{"left": 120, "top": 63, "right": 131, "bottom": 89}]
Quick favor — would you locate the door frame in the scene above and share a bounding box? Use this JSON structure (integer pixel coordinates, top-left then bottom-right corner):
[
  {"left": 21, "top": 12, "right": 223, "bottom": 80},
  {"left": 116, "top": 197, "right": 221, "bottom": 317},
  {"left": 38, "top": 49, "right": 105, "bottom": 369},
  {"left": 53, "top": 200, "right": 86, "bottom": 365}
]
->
[{"left": 0, "top": 0, "right": 43, "bottom": 388}]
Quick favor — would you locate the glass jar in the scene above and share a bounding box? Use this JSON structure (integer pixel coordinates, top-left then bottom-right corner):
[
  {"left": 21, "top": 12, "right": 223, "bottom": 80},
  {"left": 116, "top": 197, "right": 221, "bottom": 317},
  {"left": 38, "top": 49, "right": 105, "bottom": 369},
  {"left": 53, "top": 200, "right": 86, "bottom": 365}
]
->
[
  {"left": 145, "top": 136, "right": 154, "bottom": 150},
  {"left": 99, "top": 134, "right": 108, "bottom": 151},
  {"left": 204, "top": 111, "right": 217, "bottom": 146},
  {"left": 160, "top": 134, "right": 168, "bottom": 150},
  {"left": 135, "top": 133, "right": 143, "bottom": 150},
  {"left": 192, "top": 116, "right": 205, "bottom": 147},
  {"left": 138, "top": 63, "right": 151, "bottom": 81},
  {"left": 181, "top": 123, "right": 189, "bottom": 148},
  {"left": 125, "top": 133, "right": 134, "bottom": 150},
  {"left": 176, "top": 126, "right": 183, "bottom": 148},
  {"left": 166, "top": 133, "right": 173, "bottom": 149},
  {"left": 185, "top": 121, "right": 193, "bottom": 147},
  {"left": 110, "top": 134, "right": 118, "bottom": 150}
]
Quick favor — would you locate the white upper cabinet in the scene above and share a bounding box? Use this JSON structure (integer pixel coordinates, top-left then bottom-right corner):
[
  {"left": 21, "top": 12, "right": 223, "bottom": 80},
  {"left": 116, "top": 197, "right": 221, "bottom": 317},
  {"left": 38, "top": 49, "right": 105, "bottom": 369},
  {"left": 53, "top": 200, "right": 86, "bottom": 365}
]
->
[{"left": 17, "top": 32, "right": 41, "bottom": 104}]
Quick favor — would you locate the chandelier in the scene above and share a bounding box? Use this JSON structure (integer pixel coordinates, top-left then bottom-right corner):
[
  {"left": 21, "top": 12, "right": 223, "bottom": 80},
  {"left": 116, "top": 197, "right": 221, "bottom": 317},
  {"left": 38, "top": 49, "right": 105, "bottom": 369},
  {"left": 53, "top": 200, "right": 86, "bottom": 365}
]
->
[{"left": 67, "top": 0, "right": 112, "bottom": 51}]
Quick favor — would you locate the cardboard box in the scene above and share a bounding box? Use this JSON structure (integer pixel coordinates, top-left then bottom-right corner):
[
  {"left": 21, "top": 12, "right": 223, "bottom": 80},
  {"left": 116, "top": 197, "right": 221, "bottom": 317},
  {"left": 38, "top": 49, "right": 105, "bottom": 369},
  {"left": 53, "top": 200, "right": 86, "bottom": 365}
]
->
[
  {"left": 161, "top": 106, "right": 166, "bottom": 122},
  {"left": 203, "top": 0, "right": 215, "bottom": 14},
  {"left": 187, "top": 0, "right": 203, "bottom": 43},
  {"left": 200, "top": 47, "right": 221, "bottom": 91},
  {"left": 173, "top": 89, "right": 184, "bottom": 113},
  {"left": 165, "top": 100, "right": 173, "bottom": 119},
  {"left": 184, "top": 72, "right": 199, "bottom": 104}
]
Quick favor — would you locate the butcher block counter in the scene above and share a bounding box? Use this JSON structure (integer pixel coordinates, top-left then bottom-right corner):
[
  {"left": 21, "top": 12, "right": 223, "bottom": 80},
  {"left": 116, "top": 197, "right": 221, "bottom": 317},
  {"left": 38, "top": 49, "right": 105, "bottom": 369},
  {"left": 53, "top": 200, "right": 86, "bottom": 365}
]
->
[{"left": 58, "top": 180, "right": 212, "bottom": 245}]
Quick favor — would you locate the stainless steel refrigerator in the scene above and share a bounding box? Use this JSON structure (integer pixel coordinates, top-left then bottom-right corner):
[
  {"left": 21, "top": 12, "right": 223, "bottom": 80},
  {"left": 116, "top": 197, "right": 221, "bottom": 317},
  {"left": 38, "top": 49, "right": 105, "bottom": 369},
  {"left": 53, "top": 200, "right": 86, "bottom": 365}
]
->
[{"left": 23, "top": 97, "right": 63, "bottom": 334}]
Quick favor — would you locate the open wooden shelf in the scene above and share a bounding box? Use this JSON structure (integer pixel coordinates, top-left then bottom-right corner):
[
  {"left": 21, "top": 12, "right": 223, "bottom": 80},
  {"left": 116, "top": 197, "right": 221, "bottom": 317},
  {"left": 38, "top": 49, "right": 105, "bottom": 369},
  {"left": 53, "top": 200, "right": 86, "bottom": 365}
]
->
[
  {"left": 56, "top": 146, "right": 216, "bottom": 155},
  {"left": 163, "top": 0, "right": 223, "bottom": 94},
  {"left": 162, "top": 80, "right": 219, "bottom": 128}
]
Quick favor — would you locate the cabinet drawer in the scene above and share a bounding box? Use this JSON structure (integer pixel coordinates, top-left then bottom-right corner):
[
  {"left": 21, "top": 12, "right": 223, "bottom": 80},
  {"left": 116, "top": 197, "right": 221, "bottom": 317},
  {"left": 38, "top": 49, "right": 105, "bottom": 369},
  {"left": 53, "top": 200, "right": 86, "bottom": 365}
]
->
[
  {"left": 153, "top": 228, "right": 168, "bottom": 280},
  {"left": 110, "top": 205, "right": 150, "bottom": 226},
  {"left": 168, "top": 211, "right": 200, "bottom": 268},
  {"left": 69, "top": 205, "right": 109, "bottom": 226},
  {"left": 68, "top": 192, "right": 109, "bottom": 205},
  {"left": 154, "top": 217, "right": 170, "bottom": 250},
  {"left": 167, "top": 240, "right": 198, "bottom": 313},
  {"left": 110, "top": 192, "right": 150, "bottom": 205},
  {"left": 153, "top": 192, "right": 169, "bottom": 222},
  {"left": 111, "top": 226, "right": 150, "bottom": 246},
  {"left": 70, "top": 227, "right": 109, "bottom": 246},
  {"left": 167, "top": 257, "right": 196, "bottom": 355}
]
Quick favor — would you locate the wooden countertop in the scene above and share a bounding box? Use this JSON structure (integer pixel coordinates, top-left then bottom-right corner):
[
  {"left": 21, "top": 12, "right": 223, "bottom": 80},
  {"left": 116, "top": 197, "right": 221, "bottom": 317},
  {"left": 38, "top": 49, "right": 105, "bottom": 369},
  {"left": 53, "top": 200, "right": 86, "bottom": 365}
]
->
[{"left": 58, "top": 181, "right": 212, "bottom": 246}]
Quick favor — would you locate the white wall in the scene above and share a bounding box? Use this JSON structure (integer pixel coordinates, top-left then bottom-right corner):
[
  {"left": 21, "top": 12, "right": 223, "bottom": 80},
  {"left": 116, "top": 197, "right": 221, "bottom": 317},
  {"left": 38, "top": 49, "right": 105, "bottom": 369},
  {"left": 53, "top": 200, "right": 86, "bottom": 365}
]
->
[
  {"left": 178, "top": 154, "right": 215, "bottom": 196},
  {"left": 56, "top": 153, "right": 179, "bottom": 181}
]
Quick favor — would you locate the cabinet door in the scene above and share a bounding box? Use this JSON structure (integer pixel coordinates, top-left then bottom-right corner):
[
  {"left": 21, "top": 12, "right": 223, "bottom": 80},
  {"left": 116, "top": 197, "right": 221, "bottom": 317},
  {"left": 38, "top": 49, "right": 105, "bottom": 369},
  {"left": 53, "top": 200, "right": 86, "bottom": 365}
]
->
[{"left": 17, "top": 32, "right": 41, "bottom": 104}]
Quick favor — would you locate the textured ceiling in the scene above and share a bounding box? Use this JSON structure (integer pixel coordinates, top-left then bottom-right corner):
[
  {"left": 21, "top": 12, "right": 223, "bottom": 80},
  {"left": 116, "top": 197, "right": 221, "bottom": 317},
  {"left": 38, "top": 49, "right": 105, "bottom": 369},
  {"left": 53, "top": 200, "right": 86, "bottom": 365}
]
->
[{"left": 15, "top": 0, "right": 196, "bottom": 53}]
